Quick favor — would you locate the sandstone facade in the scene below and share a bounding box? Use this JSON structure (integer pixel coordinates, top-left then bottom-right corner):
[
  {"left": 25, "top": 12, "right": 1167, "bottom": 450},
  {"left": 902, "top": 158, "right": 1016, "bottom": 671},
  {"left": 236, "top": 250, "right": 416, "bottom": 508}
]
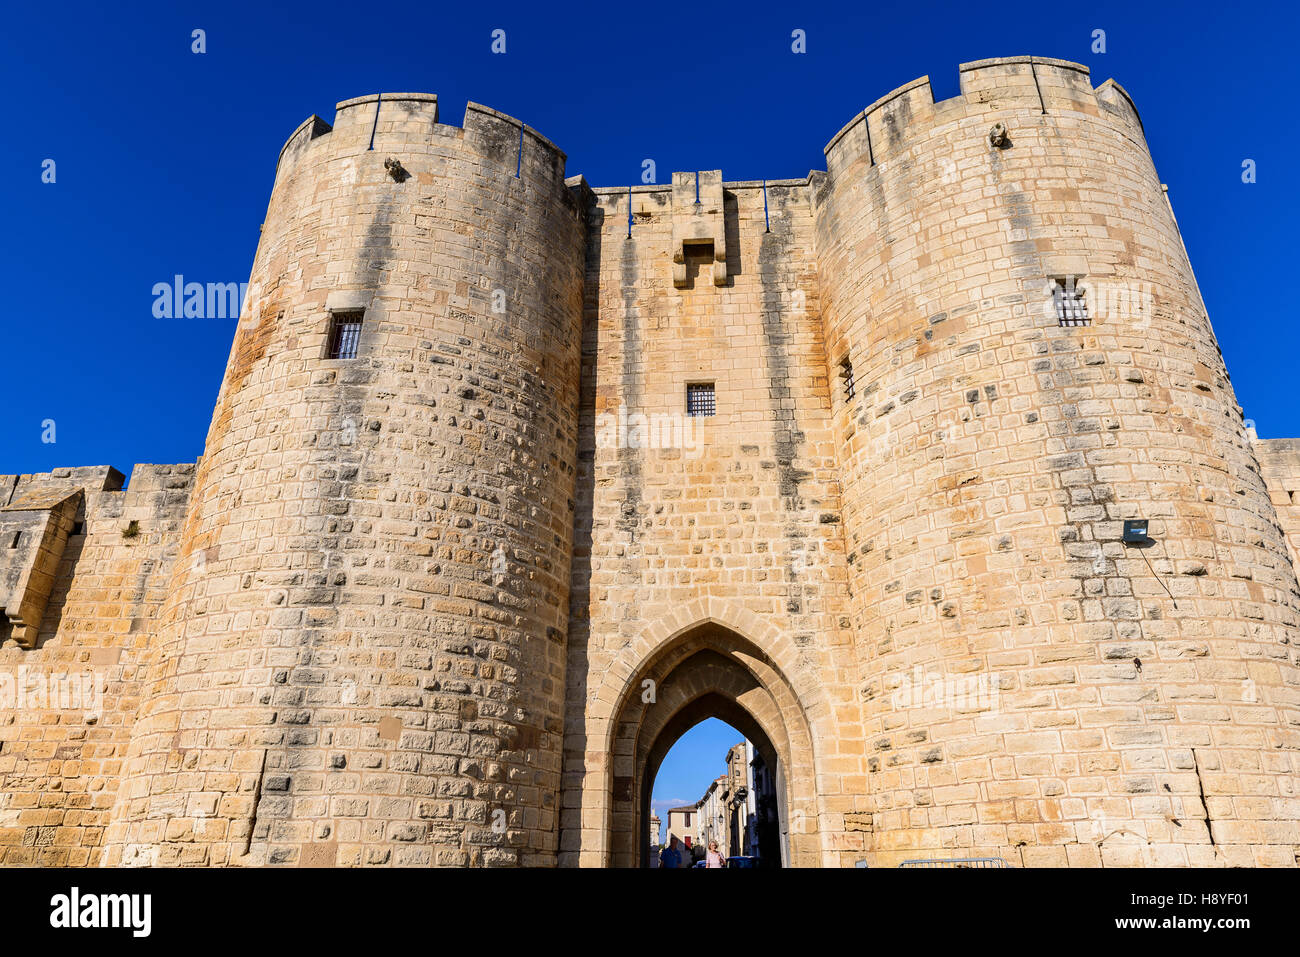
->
[{"left": 2, "top": 56, "right": 1298, "bottom": 867}]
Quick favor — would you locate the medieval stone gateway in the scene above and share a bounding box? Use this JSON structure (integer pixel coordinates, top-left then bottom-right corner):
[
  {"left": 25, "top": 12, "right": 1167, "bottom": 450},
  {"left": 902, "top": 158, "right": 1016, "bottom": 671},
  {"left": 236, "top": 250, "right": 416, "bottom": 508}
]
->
[{"left": 2, "top": 57, "right": 1299, "bottom": 868}]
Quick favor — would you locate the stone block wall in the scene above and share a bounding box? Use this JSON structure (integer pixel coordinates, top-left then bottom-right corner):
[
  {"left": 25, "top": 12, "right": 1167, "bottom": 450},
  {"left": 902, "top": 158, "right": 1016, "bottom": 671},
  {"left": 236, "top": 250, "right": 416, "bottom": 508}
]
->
[
  {"left": 560, "top": 175, "right": 864, "bottom": 866},
  {"left": 813, "top": 56, "right": 1300, "bottom": 866},
  {"left": 1256, "top": 439, "right": 1300, "bottom": 571},
  {"left": 101, "top": 94, "right": 588, "bottom": 868},
  {"left": 0, "top": 464, "right": 195, "bottom": 865}
]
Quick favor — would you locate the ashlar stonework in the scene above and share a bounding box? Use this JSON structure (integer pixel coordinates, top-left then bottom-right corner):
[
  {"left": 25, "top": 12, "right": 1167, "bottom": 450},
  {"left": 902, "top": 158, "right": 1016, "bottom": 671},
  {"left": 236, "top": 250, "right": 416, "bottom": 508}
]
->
[{"left": 2, "top": 57, "right": 1298, "bottom": 868}]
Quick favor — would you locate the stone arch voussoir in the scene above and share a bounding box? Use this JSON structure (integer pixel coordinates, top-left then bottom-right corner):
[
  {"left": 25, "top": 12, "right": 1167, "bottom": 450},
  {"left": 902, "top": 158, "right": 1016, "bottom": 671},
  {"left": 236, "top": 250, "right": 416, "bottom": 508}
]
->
[{"left": 592, "top": 609, "right": 824, "bottom": 867}]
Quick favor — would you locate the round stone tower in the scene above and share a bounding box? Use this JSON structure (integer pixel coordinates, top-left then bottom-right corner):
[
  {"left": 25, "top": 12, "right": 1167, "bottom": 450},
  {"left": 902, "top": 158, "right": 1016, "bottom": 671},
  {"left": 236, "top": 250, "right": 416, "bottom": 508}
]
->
[
  {"left": 104, "top": 94, "right": 587, "bottom": 866},
  {"left": 814, "top": 57, "right": 1300, "bottom": 866}
]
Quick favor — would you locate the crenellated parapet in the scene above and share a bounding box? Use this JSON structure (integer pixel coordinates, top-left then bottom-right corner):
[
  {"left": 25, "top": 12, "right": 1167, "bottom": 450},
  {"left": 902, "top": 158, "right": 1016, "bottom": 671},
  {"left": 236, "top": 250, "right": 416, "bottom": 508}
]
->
[
  {"left": 823, "top": 56, "right": 1144, "bottom": 179},
  {"left": 273, "top": 92, "right": 574, "bottom": 201}
]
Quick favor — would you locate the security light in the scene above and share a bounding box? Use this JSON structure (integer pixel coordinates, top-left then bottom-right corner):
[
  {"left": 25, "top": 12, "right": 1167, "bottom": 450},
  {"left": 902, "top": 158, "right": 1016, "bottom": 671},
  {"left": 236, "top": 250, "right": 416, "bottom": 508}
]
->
[{"left": 1122, "top": 520, "right": 1149, "bottom": 545}]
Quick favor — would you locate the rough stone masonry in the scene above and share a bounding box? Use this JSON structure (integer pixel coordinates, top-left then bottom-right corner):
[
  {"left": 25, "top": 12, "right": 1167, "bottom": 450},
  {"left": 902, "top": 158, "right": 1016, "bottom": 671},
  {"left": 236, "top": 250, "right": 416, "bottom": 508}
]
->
[{"left": 2, "top": 56, "right": 1298, "bottom": 868}]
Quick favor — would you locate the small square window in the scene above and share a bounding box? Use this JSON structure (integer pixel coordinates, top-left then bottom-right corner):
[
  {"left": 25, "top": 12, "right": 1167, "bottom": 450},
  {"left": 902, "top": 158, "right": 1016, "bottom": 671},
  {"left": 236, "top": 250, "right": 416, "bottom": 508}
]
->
[
  {"left": 839, "top": 356, "right": 855, "bottom": 401},
  {"left": 1052, "top": 277, "right": 1089, "bottom": 327},
  {"left": 686, "top": 383, "right": 716, "bottom": 417},
  {"left": 327, "top": 311, "right": 364, "bottom": 359}
]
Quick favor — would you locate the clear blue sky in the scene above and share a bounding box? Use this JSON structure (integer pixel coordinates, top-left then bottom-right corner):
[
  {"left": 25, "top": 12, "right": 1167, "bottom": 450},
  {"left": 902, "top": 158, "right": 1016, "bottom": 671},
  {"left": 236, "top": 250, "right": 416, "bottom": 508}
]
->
[
  {"left": 651, "top": 718, "right": 743, "bottom": 843},
  {"left": 3, "top": 0, "right": 1297, "bottom": 473}
]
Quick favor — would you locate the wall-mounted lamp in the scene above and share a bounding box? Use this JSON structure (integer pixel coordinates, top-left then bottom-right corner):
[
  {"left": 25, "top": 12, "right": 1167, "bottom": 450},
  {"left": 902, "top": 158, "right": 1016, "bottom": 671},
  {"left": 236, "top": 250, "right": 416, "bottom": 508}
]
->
[
  {"left": 1123, "top": 519, "right": 1177, "bottom": 608},
  {"left": 1122, "top": 519, "right": 1150, "bottom": 545}
]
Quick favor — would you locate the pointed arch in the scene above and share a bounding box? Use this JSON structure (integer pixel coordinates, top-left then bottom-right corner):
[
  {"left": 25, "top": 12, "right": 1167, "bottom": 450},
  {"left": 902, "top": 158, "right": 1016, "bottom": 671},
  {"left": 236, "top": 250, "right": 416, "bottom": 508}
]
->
[{"left": 571, "top": 610, "right": 826, "bottom": 867}]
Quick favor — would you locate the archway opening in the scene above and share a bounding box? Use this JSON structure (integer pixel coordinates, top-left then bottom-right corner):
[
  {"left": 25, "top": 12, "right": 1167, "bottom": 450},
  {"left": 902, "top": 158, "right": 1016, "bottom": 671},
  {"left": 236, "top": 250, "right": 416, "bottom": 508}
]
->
[
  {"left": 647, "top": 710, "right": 785, "bottom": 869},
  {"left": 602, "top": 622, "right": 817, "bottom": 868}
]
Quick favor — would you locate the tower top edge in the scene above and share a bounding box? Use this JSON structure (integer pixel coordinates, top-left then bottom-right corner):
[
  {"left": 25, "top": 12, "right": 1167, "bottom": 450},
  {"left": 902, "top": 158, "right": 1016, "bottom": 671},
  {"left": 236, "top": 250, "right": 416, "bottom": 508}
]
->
[
  {"left": 822, "top": 55, "right": 1142, "bottom": 165},
  {"left": 334, "top": 92, "right": 438, "bottom": 112},
  {"left": 273, "top": 56, "right": 1143, "bottom": 191},
  {"left": 274, "top": 93, "right": 574, "bottom": 180}
]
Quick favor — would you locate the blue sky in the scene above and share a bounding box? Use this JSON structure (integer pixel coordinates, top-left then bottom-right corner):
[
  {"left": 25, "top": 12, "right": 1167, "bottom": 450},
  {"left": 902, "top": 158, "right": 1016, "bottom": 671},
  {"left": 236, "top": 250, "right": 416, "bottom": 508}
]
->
[
  {"left": 2, "top": 1, "right": 1297, "bottom": 473},
  {"left": 651, "top": 718, "right": 743, "bottom": 843}
]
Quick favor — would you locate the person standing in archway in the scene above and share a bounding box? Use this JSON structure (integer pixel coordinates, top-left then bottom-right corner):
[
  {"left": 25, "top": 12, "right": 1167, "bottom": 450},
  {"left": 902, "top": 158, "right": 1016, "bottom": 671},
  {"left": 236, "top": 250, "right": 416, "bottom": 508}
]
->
[
  {"left": 660, "top": 837, "right": 682, "bottom": 869},
  {"left": 705, "top": 840, "right": 725, "bottom": 868}
]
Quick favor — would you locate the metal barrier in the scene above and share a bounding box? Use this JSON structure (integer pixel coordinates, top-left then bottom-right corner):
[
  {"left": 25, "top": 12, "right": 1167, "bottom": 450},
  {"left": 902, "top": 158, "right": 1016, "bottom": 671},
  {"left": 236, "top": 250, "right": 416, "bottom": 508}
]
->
[{"left": 898, "top": 857, "right": 1011, "bottom": 868}]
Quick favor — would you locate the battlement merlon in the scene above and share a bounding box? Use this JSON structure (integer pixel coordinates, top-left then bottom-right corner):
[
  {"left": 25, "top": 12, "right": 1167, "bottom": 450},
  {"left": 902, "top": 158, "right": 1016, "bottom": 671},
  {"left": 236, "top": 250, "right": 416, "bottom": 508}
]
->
[
  {"left": 273, "top": 92, "right": 571, "bottom": 191},
  {"left": 822, "top": 56, "right": 1146, "bottom": 179},
  {"left": 0, "top": 466, "right": 125, "bottom": 504},
  {"left": 0, "top": 463, "right": 197, "bottom": 542},
  {"left": 1254, "top": 438, "right": 1300, "bottom": 469}
]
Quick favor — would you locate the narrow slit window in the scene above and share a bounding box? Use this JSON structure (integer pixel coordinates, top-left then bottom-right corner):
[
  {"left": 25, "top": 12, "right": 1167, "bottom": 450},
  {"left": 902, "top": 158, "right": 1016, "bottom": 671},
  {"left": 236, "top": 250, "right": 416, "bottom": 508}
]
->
[
  {"left": 1053, "top": 277, "right": 1090, "bottom": 327},
  {"left": 686, "top": 383, "right": 716, "bottom": 417},
  {"left": 10, "top": 532, "right": 20, "bottom": 548},
  {"left": 327, "top": 310, "right": 364, "bottom": 359},
  {"left": 840, "top": 356, "right": 856, "bottom": 401}
]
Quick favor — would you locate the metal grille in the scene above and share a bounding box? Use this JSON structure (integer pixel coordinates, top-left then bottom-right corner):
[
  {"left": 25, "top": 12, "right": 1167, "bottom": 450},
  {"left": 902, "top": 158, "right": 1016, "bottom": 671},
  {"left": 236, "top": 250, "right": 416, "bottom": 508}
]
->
[
  {"left": 1053, "top": 279, "right": 1090, "bottom": 327},
  {"left": 328, "top": 312, "right": 363, "bottom": 359},
  {"left": 686, "top": 383, "right": 716, "bottom": 417},
  {"left": 840, "top": 357, "right": 855, "bottom": 400},
  {"left": 898, "top": 857, "right": 1011, "bottom": 868}
]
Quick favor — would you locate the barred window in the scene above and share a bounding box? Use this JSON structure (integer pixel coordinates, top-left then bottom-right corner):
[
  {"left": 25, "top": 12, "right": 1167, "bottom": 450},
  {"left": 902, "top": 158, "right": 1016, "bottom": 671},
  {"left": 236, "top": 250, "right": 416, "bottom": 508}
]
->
[
  {"left": 1052, "top": 278, "right": 1089, "bottom": 327},
  {"left": 839, "top": 356, "right": 855, "bottom": 401},
  {"left": 686, "top": 383, "right": 716, "bottom": 417},
  {"left": 327, "top": 311, "right": 364, "bottom": 359}
]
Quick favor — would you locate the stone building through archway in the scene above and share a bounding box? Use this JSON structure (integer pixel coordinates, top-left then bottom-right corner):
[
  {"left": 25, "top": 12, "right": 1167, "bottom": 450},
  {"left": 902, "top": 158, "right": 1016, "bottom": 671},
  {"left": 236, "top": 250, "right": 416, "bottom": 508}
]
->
[{"left": 641, "top": 692, "right": 787, "bottom": 867}]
